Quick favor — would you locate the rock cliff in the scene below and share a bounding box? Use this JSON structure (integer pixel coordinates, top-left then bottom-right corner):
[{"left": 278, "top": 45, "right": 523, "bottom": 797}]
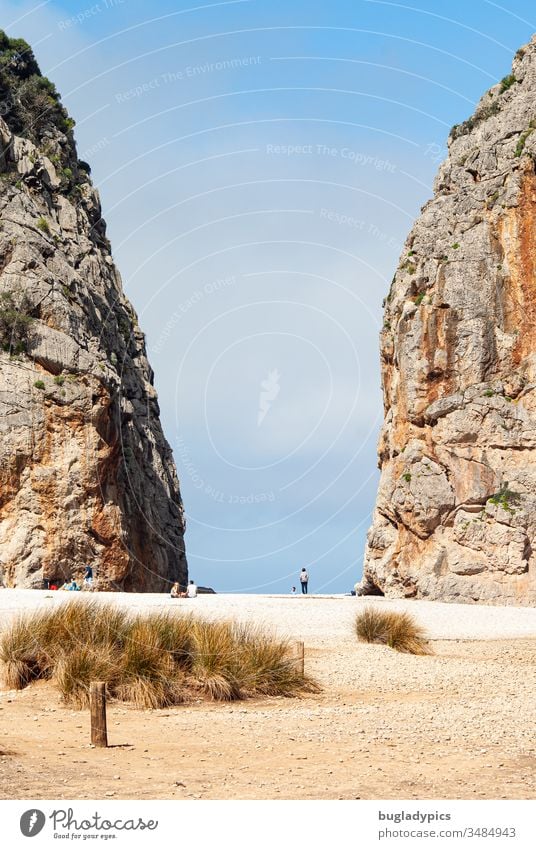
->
[
  {"left": 363, "top": 37, "right": 536, "bottom": 604},
  {"left": 0, "top": 33, "right": 187, "bottom": 590}
]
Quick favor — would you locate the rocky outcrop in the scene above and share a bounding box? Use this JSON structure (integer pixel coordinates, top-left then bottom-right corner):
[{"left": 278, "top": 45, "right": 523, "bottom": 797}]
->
[
  {"left": 0, "top": 32, "right": 187, "bottom": 590},
  {"left": 363, "top": 37, "right": 536, "bottom": 605}
]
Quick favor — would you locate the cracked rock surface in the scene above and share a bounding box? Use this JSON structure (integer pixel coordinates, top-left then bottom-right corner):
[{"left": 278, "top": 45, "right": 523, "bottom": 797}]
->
[{"left": 363, "top": 37, "right": 536, "bottom": 604}]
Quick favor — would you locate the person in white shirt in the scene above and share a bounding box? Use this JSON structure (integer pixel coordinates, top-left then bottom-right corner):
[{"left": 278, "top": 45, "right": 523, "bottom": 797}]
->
[{"left": 186, "top": 580, "right": 198, "bottom": 598}]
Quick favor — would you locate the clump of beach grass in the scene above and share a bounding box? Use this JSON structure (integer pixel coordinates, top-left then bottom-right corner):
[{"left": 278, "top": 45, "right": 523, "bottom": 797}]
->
[
  {"left": 354, "top": 607, "right": 432, "bottom": 655},
  {"left": 190, "top": 619, "right": 242, "bottom": 701},
  {"left": 231, "top": 623, "right": 316, "bottom": 697},
  {"left": 0, "top": 600, "right": 318, "bottom": 708}
]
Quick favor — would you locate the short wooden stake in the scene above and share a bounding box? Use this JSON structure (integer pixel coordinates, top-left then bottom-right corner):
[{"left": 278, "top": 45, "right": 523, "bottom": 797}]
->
[
  {"left": 90, "top": 681, "right": 108, "bottom": 747},
  {"left": 290, "top": 641, "right": 305, "bottom": 675}
]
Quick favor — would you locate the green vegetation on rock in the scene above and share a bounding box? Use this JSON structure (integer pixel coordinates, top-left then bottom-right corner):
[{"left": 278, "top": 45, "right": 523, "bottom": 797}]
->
[
  {"left": 488, "top": 482, "right": 520, "bottom": 513},
  {"left": 36, "top": 216, "right": 50, "bottom": 234},
  {"left": 0, "top": 29, "right": 87, "bottom": 192},
  {"left": 450, "top": 100, "right": 501, "bottom": 140},
  {"left": 514, "top": 124, "right": 535, "bottom": 157},
  {"left": 500, "top": 74, "right": 517, "bottom": 93},
  {"left": 0, "top": 290, "right": 34, "bottom": 355}
]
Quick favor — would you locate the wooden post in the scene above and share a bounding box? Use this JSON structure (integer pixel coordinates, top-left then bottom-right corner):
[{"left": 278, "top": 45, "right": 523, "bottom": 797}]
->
[
  {"left": 290, "top": 641, "right": 305, "bottom": 675},
  {"left": 90, "top": 681, "right": 108, "bottom": 747}
]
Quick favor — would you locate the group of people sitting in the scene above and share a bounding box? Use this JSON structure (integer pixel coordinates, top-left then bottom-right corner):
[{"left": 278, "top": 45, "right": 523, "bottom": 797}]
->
[
  {"left": 60, "top": 579, "right": 81, "bottom": 591},
  {"left": 170, "top": 580, "right": 198, "bottom": 599},
  {"left": 47, "top": 565, "right": 94, "bottom": 592}
]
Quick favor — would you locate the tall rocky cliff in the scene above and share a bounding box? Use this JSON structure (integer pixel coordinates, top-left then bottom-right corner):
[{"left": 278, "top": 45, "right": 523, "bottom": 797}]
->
[
  {"left": 0, "top": 33, "right": 187, "bottom": 590},
  {"left": 363, "top": 37, "right": 536, "bottom": 605}
]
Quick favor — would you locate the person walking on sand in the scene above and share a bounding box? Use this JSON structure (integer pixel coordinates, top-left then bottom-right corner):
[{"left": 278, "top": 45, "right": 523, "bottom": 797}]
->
[{"left": 299, "top": 568, "right": 309, "bottom": 594}]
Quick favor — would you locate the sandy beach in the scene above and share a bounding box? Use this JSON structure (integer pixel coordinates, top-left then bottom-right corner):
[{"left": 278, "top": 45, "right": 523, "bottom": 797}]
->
[{"left": 1, "top": 591, "right": 535, "bottom": 800}]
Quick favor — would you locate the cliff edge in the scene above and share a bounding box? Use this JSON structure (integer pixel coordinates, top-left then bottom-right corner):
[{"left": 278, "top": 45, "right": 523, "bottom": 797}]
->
[
  {"left": 0, "top": 33, "right": 187, "bottom": 590},
  {"left": 363, "top": 37, "right": 536, "bottom": 604}
]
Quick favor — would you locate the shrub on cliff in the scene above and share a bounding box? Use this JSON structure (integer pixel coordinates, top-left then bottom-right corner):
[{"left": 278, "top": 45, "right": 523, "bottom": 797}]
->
[
  {"left": 0, "top": 31, "right": 39, "bottom": 78},
  {"left": 0, "top": 602, "right": 318, "bottom": 708},
  {"left": 16, "top": 74, "right": 75, "bottom": 141},
  {"left": 355, "top": 607, "right": 432, "bottom": 655},
  {"left": 0, "top": 290, "right": 34, "bottom": 354},
  {"left": 0, "top": 29, "right": 75, "bottom": 147}
]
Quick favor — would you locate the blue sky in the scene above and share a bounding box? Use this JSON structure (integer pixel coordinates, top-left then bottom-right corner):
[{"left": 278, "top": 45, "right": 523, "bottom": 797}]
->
[{"left": 2, "top": 0, "right": 535, "bottom": 592}]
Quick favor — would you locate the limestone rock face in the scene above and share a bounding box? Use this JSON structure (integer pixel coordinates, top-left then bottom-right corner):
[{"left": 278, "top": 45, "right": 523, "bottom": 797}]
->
[
  {"left": 363, "top": 38, "right": 536, "bottom": 605},
  {"left": 0, "top": 35, "right": 187, "bottom": 590}
]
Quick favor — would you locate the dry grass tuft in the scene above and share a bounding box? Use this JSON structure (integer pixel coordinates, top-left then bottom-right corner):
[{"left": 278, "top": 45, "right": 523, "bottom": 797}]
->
[
  {"left": 355, "top": 607, "right": 432, "bottom": 655},
  {"left": 232, "top": 623, "right": 319, "bottom": 697},
  {"left": 0, "top": 615, "right": 54, "bottom": 689},
  {"left": 54, "top": 644, "right": 121, "bottom": 709},
  {"left": 0, "top": 601, "right": 317, "bottom": 708},
  {"left": 190, "top": 620, "right": 242, "bottom": 700},
  {"left": 354, "top": 607, "right": 389, "bottom": 646}
]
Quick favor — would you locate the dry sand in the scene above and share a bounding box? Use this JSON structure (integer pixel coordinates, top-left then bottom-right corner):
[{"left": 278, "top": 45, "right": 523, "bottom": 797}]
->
[{"left": 0, "top": 591, "right": 535, "bottom": 800}]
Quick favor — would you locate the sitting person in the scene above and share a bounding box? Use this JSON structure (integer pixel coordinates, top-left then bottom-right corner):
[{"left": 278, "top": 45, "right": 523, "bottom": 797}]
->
[
  {"left": 171, "top": 582, "right": 190, "bottom": 598},
  {"left": 186, "top": 580, "right": 197, "bottom": 598}
]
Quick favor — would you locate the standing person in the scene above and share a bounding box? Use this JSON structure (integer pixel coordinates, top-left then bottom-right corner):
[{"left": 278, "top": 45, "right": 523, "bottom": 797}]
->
[
  {"left": 299, "top": 568, "right": 309, "bottom": 594},
  {"left": 83, "top": 564, "right": 93, "bottom": 587},
  {"left": 186, "top": 580, "right": 198, "bottom": 598}
]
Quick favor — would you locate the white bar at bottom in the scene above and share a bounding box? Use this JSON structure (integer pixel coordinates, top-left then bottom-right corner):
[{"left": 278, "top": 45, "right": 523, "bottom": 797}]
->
[{"left": 2, "top": 799, "right": 534, "bottom": 848}]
